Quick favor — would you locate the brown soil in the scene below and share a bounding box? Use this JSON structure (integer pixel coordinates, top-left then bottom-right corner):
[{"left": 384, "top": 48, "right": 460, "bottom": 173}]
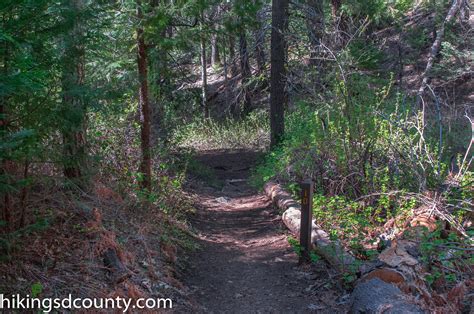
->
[{"left": 182, "top": 150, "right": 348, "bottom": 313}]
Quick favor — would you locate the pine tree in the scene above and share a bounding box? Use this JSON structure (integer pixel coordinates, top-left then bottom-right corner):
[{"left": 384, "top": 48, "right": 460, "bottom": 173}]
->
[
  {"left": 136, "top": 0, "right": 152, "bottom": 190},
  {"left": 61, "top": 0, "right": 87, "bottom": 180},
  {"left": 270, "top": 0, "right": 288, "bottom": 147}
]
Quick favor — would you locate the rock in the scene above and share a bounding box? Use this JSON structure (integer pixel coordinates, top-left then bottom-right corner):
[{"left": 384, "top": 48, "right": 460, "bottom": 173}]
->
[
  {"left": 351, "top": 278, "right": 424, "bottom": 314},
  {"left": 308, "top": 303, "right": 325, "bottom": 310},
  {"left": 358, "top": 260, "right": 385, "bottom": 275},
  {"left": 216, "top": 196, "right": 231, "bottom": 203},
  {"left": 378, "top": 240, "right": 419, "bottom": 267}
]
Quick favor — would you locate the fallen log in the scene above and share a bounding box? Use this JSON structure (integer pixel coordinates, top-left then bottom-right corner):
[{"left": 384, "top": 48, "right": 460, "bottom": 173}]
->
[
  {"left": 264, "top": 181, "right": 468, "bottom": 312},
  {"left": 264, "top": 181, "right": 355, "bottom": 270}
]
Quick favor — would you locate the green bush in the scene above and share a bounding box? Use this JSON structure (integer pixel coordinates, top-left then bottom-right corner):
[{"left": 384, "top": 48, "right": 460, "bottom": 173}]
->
[
  {"left": 420, "top": 223, "right": 473, "bottom": 288},
  {"left": 252, "top": 74, "right": 458, "bottom": 254},
  {"left": 254, "top": 74, "right": 446, "bottom": 196},
  {"left": 348, "top": 39, "right": 385, "bottom": 70}
]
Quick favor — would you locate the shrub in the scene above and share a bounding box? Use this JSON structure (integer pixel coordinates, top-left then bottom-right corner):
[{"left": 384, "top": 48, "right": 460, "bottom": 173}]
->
[{"left": 254, "top": 74, "right": 446, "bottom": 196}]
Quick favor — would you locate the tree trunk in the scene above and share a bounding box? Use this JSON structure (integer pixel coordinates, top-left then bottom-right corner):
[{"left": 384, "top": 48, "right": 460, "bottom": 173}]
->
[
  {"left": 209, "top": 4, "right": 220, "bottom": 67},
  {"left": 0, "top": 31, "right": 11, "bottom": 230},
  {"left": 61, "top": 0, "right": 86, "bottom": 180},
  {"left": 330, "top": 0, "right": 341, "bottom": 19},
  {"left": 254, "top": 7, "right": 266, "bottom": 74},
  {"left": 211, "top": 33, "right": 220, "bottom": 67},
  {"left": 228, "top": 35, "right": 237, "bottom": 76},
  {"left": 330, "top": 0, "right": 347, "bottom": 46},
  {"left": 200, "top": 12, "right": 209, "bottom": 119},
  {"left": 222, "top": 38, "right": 230, "bottom": 110},
  {"left": 306, "top": 0, "right": 324, "bottom": 64},
  {"left": 270, "top": 0, "right": 288, "bottom": 147},
  {"left": 137, "top": 0, "right": 152, "bottom": 191},
  {"left": 19, "top": 160, "right": 29, "bottom": 228},
  {"left": 239, "top": 31, "right": 252, "bottom": 115},
  {"left": 416, "top": 0, "right": 462, "bottom": 107}
]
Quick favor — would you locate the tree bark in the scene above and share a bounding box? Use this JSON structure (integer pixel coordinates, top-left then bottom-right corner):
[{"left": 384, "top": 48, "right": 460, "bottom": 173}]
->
[
  {"left": 228, "top": 35, "right": 237, "bottom": 76},
  {"left": 254, "top": 7, "right": 266, "bottom": 74},
  {"left": 0, "top": 30, "right": 11, "bottom": 230},
  {"left": 270, "top": 0, "right": 288, "bottom": 147},
  {"left": 137, "top": 0, "right": 152, "bottom": 191},
  {"left": 211, "top": 33, "right": 220, "bottom": 66},
  {"left": 330, "top": 0, "right": 347, "bottom": 46},
  {"left": 239, "top": 31, "right": 252, "bottom": 115},
  {"left": 210, "top": 4, "right": 221, "bottom": 67},
  {"left": 222, "top": 37, "right": 230, "bottom": 109},
  {"left": 200, "top": 11, "right": 209, "bottom": 119},
  {"left": 305, "top": 0, "right": 324, "bottom": 64},
  {"left": 416, "top": 0, "right": 462, "bottom": 107},
  {"left": 61, "top": 0, "right": 86, "bottom": 180},
  {"left": 330, "top": 0, "right": 342, "bottom": 19}
]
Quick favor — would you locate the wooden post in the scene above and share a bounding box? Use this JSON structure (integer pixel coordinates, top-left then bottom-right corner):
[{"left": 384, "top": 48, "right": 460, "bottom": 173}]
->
[{"left": 300, "top": 180, "right": 313, "bottom": 263}]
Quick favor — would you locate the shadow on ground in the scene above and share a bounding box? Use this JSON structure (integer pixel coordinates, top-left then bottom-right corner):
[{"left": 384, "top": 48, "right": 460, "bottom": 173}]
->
[{"left": 181, "top": 149, "right": 347, "bottom": 313}]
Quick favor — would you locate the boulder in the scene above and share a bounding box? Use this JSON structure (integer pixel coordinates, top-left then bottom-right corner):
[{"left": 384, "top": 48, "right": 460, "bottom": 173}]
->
[{"left": 351, "top": 278, "right": 425, "bottom": 314}]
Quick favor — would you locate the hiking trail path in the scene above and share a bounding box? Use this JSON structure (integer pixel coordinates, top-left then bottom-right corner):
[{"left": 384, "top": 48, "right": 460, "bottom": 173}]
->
[{"left": 182, "top": 150, "right": 346, "bottom": 313}]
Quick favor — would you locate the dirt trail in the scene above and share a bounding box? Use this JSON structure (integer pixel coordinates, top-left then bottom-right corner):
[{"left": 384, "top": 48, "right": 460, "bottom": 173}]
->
[{"left": 182, "top": 150, "right": 346, "bottom": 313}]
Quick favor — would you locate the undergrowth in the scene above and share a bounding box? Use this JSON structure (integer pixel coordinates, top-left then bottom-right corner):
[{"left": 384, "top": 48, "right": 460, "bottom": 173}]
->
[
  {"left": 252, "top": 73, "right": 473, "bottom": 288},
  {"left": 172, "top": 110, "right": 270, "bottom": 150}
]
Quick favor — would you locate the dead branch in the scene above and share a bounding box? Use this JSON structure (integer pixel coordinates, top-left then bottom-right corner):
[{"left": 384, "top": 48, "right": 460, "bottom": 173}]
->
[{"left": 416, "top": 0, "right": 462, "bottom": 106}]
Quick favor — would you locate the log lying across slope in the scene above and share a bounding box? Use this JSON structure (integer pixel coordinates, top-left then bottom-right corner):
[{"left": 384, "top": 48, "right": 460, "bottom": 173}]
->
[
  {"left": 263, "top": 181, "right": 468, "bottom": 313},
  {"left": 264, "top": 181, "right": 355, "bottom": 269}
]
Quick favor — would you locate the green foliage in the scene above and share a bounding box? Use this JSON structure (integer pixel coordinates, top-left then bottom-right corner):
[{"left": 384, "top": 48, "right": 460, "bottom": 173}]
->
[
  {"left": 444, "top": 170, "right": 473, "bottom": 226},
  {"left": 172, "top": 110, "right": 270, "bottom": 150},
  {"left": 342, "top": 0, "right": 389, "bottom": 23},
  {"left": 309, "top": 251, "right": 320, "bottom": 263},
  {"left": 255, "top": 74, "right": 446, "bottom": 196},
  {"left": 287, "top": 236, "right": 321, "bottom": 263},
  {"left": 253, "top": 64, "right": 463, "bottom": 264},
  {"left": 432, "top": 38, "right": 474, "bottom": 91},
  {"left": 31, "top": 282, "right": 43, "bottom": 298},
  {"left": 287, "top": 236, "right": 302, "bottom": 256},
  {"left": 341, "top": 0, "right": 414, "bottom": 24},
  {"left": 348, "top": 39, "right": 384, "bottom": 70},
  {"left": 312, "top": 193, "right": 415, "bottom": 256},
  {"left": 420, "top": 224, "right": 473, "bottom": 288},
  {"left": 1, "top": 0, "right": 471, "bottom": 297},
  {"left": 406, "top": 26, "right": 430, "bottom": 50}
]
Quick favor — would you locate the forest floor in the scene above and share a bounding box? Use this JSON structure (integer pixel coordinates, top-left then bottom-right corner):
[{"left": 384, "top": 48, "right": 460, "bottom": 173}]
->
[{"left": 181, "top": 149, "right": 348, "bottom": 313}]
